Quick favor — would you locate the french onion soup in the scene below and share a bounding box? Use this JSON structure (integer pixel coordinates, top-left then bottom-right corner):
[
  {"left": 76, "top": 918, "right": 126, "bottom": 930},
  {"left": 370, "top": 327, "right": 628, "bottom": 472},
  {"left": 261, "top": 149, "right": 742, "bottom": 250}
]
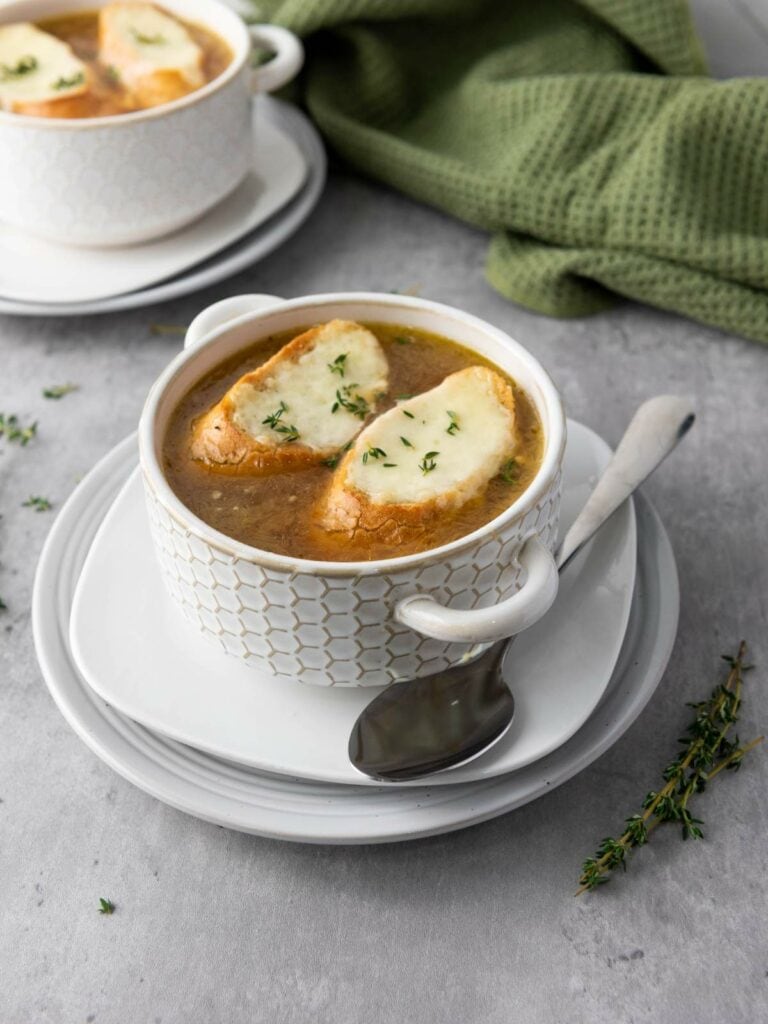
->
[
  {"left": 162, "top": 321, "right": 545, "bottom": 562},
  {"left": 0, "top": 4, "right": 231, "bottom": 117}
]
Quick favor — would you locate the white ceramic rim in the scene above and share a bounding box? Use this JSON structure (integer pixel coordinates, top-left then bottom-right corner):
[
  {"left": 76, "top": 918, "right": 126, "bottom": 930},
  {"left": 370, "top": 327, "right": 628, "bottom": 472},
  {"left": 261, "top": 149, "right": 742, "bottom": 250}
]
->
[
  {"left": 0, "top": 0, "right": 250, "bottom": 130},
  {"left": 138, "top": 292, "right": 567, "bottom": 576}
]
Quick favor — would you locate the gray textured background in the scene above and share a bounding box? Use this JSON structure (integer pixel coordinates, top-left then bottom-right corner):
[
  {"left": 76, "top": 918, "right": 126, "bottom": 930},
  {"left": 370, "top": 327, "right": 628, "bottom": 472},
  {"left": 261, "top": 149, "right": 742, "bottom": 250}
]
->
[{"left": 2, "top": 1, "right": 768, "bottom": 1021}]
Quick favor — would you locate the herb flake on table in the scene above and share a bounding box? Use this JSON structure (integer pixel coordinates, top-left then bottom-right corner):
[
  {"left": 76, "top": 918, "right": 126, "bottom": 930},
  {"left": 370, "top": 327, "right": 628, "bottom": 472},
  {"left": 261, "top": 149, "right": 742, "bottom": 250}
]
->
[
  {"left": 0, "top": 413, "right": 37, "bottom": 446},
  {"left": 98, "top": 897, "right": 116, "bottom": 915},
  {"left": 22, "top": 496, "right": 52, "bottom": 512},
  {"left": 576, "top": 642, "right": 763, "bottom": 895},
  {"left": 43, "top": 383, "right": 78, "bottom": 400},
  {"left": 0, "top": 597, "right": 7, "bottom": 612}
]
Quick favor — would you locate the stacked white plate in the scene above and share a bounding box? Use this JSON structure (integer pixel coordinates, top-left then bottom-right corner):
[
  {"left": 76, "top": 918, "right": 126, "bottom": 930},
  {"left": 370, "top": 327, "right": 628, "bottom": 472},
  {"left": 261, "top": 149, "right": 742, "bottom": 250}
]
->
[
  {"left": 33, "top": 418, "right": 679, "bottom": 843},
  {"left": 0, "top": 97, "right": 326, "bottom": 317}
]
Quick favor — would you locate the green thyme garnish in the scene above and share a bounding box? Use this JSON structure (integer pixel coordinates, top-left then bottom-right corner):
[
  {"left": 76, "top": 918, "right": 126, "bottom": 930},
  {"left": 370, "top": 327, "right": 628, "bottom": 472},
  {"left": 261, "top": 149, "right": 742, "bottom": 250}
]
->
[
  {"left": 327, "top": 353, "right": 348, "bottom": 378},
  {"left": 331, "top": 388, "right": 369, "bottom": 420},
  {"left": 98, "top": 898, "right": 116, "bottom": 915},
  {"left": 105, "top": 64, "right": 121, "bottom": 83},
  {"left": 446, "top": 410, "right": 460, "bottom": 435},
  {"left": 52, "top": 71, "right": 85, "bottom": 91},
  {"left": 362, "top": 446, "right": 387, "bottom": 465},
  {"left": 22, "top": 496, "right": 52, "bottom": 512},
  {"left": 577, "top": 643, "right": 763, "bottom": 895},
  {"left": 394, "top": 335, "right": 412, "bottom": 345},
  {"left": 419, "top": 451, "right": 439, "bottom": 475},
  {"left": 401, "top": 409, "right": 415, "bottom": 419},
  {"left": 262, "top": 401, "right": 300, "bottom": 443},
  {"left": 131, "top": 29, "right": 167, "bottom": 44},
  {"left": 400, "top": 436, "right": 413, "bottom": 447},
  {"left": 382, "top": 463, "right": 397, "bottom": 468},
  {"left": 0, "top": 414, "right": 37, "bottom": 446},
  {"left": 0, "top": 55, "right": 38, "bottom": 81},
  {"left": 499, "top": 458, "right": 520, "bottom": 483},
  {"left": 322, "top": 441, "right": 352, "bottom": 469},
  {"left": 43, "top": 383, "right": 78, "bottom": 400}
]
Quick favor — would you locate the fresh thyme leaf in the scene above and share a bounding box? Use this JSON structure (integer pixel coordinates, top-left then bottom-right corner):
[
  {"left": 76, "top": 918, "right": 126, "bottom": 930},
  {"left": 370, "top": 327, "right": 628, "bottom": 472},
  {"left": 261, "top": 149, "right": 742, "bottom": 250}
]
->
[
  {"left": 332, "top": 388, "right": 369, "bottom": 420},
  {"left": 446, "top": 410, "right": 460, "bottom": 436},
  {"left": 362, "top": 446, "right": 386, "bottom": 465},
  {"left": 149, "top": 323, "right": 186, "bottom": 336},
  {"left": 0, "top": 55, "right": 38, "bottom": 81},
  {"left": 52, "top": 71, "right": 85, "bottom": 91},
  {"left": 327, "top": 353, "right": 348, "bottom": 378},
  {"left": 22, "top": 496, "right": 52, "bottom": 512},
  {"left": 0, "top": 413, "right": 37, "bottom": 446},
  {"left": 400, "top": 436, "right": 413, "bottom": 447},
  {"left": 382, "top": 463, "right": 397, "bottom": 468},
  {"left": 401, "top": 409, "right": 415, "bottom": 419},
  {"left": 98, "top": 897, "right": 115, "bottom": 915},
  {"left": 322, "top": 441, "right": 352, "bottom": 469},
  {"left": 261, "top": 401, "right": 299, "bottom": 442},
  {"left": 394, "top": 335, "right": 412, "bottom": 345},
  {"left": 576, "top": 642, "right": 763, "bottom": 895},
  {"left": 499, "top": 458, "right": 520, "bottom": 483},
  {"left": 43, "top": 383, "right": 78, "bottom": 400},
  {"left": 262, "top": 401, "right": 288, "bottom": 429},
  {"left": 131, "top": 29, "right": 167, "bottom": 44},
  {"left": 419, "top": 451, "right": 439, "bottom": 475}
]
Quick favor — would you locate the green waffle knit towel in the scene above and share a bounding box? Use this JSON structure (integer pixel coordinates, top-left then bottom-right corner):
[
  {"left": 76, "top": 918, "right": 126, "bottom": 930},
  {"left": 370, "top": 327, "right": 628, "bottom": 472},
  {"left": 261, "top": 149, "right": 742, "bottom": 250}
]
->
[{"left": 257, "top": 0, "right": 768, "bottom": 343}]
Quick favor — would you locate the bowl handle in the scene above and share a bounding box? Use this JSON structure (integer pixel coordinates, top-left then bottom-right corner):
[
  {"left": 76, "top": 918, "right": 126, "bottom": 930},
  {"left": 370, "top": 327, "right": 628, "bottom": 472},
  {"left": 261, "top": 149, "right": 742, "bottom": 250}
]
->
[
  {"left": 184, "top": 294, "right": 285, "bottom": 349},
  {"left": 248, "top": 24, "right": 304, "bottom": 94},
  {"left": 394, "top": 534, "right": 559, "bottom": 644}
]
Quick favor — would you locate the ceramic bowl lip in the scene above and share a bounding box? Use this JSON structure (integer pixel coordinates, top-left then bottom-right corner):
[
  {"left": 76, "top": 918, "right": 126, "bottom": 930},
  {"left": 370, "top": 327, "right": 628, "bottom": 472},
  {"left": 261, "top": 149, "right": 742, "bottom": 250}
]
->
[
  {"left": 139, "top": 291, "right": 566, "bottom": 577},
  {"left": 0, "top": 0, "right": 249, "bottom": 131}
]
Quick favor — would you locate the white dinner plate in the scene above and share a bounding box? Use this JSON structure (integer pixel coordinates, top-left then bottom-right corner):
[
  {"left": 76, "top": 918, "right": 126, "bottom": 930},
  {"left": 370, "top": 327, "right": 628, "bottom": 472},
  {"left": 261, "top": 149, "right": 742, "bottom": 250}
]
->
[
  {"left": 68, "top": 420, "right": 636, "bottom": 787},
  {"left": 0, "top": 98, "right": 326, "bottom": 316},
  {"left": 32, "top": 433, "right": 678, "bottom": 842}
]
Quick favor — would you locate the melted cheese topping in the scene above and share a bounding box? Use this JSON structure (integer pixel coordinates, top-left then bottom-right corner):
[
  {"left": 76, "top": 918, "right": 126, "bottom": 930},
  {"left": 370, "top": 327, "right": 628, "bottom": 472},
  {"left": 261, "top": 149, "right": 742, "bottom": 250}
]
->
[
  {"left": 99, "top": 3, "right": 204, "bottom": 90},
  {"left": 0, "top": 23, "right": 88, "bottom": 109},
  {"left": 230, "top": 321, "right": 389, "bottom": 453},
  {"left": 345, "top": 366, "right": 517, "bottom": 505}
]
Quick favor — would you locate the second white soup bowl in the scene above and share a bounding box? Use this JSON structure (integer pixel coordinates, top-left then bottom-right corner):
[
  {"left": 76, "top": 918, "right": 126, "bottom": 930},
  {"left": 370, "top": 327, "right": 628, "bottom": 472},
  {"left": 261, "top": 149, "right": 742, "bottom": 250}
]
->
[{"left": 139, "top": 293, "right": 567, "bottom": 687}]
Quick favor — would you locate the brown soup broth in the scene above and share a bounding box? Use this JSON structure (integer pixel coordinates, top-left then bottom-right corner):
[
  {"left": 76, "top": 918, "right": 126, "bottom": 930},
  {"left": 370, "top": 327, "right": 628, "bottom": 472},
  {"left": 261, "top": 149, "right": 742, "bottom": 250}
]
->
[
  {"left": 162, "top": 324, "right": 545, "bottom": 562},
  {"left": 38, "top": 10, "right": 232, "bottom": 118}
]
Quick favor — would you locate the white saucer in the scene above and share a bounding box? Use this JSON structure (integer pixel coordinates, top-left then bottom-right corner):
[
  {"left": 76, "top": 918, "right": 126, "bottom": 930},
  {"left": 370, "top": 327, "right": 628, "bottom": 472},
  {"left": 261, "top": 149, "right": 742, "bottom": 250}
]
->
[
  {"left": 0, "top": 99, "right": 326, "bottom": 316},
  {"left": 68, "top": 421, "right": 636, "bottom": 787},
  {"left": 33, "top": 433, "right": 678, "bottom": 842}
]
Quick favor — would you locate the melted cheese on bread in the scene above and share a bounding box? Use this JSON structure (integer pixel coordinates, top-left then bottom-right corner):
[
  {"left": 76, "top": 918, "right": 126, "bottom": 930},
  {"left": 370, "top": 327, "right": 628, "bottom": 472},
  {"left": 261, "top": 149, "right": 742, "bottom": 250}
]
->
[
  {"left": 0, "top": 23, "right": 89, "bottom": 113},
  {"left": 320, "top": 366, "right": 517, "bottom": 541},
  {"left": 190, "top": 320, "right": 389, "bottom": 474},
  {"left": 99, "top": 3, "right": 204, "bottom": 108}
]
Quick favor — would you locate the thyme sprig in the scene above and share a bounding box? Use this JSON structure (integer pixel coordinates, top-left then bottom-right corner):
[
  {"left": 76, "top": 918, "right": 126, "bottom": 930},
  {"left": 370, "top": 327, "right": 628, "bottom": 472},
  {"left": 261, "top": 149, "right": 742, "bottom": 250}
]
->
[
  {"left": 331, "top": 387, "right": 369, "bottom": 420},
  {"left": 446, "top": 410, "right": 460, "bottom": 436},
  {"left": 0, "top": 413, "right": 37, "bottom": 446},
  {"left": 419, "top": 451, "right": 439, "bottom": 475},
  {"left": 261, "top": 401, "right": 299, "bottom": 443},
  {"left": 52, "top": 71, "right": 85, "bottom": 91},
  {"left": 362, "top": 446, "right": 386, "bottom": 465},
  {"left": 327, "top": 353, "right": 348, "bottom": 377},
  {"left": 43, "top": 383, "right": 78, "bottom": 400},
  {"left": 23, "top": 496, "right": 52, "bottom": 512},
  {"left": 0, "top": 55, "right": 38, "bottom": 80},
  {"left": 577, "top": 642, "right": 762, "bottom": 895}
]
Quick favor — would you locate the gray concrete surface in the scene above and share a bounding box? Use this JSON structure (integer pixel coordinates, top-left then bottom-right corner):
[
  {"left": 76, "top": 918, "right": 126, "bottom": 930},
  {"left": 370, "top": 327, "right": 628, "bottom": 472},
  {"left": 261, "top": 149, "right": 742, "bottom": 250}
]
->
[{"left": 2, "top": 3, "right": 768, "bottom": 1021}]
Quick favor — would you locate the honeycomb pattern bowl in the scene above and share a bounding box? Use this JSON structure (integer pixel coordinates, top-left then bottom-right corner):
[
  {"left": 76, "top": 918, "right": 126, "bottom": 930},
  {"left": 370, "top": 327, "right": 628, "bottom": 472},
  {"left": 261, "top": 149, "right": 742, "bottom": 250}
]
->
[{"left": 139, "top": 292, "right": 566, "bottom": 687}]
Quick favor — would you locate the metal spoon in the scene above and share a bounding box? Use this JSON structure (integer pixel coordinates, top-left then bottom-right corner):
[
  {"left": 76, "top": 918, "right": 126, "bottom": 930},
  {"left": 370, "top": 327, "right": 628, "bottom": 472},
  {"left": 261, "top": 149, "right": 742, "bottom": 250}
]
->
[{"left": 349, "top": 395, "right": 695, "bottom": 782}]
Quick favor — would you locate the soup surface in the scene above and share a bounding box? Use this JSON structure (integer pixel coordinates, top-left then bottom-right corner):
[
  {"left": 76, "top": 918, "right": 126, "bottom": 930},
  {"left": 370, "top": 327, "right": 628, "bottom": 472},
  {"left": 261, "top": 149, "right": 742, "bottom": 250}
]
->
[
  {"left": 0, "top": 7, "right": 231, "bottom": 118},
  {"left": 163, "top": 324, "right": 545, "bottom": 562}
]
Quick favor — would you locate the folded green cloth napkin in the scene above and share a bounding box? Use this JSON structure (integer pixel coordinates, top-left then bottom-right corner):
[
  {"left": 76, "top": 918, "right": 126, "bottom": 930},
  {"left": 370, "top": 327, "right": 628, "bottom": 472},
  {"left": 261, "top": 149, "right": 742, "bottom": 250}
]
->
[{"left": 257, "top": 0, "right": 768, "bottom": 344}]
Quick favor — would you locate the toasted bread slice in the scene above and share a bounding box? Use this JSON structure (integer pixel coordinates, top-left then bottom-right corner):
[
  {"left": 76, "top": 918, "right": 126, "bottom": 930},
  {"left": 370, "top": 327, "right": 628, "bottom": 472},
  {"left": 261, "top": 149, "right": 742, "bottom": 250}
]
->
[
  {"left": 0, "top": 23, "right": 90, "bottom": 115},
  {"left": 319, "top": 366, "right": 517, "bottom": 544},
  {"left": 190, "top": 320, "right": 389, "bottom": 474},
  {"left": 99, "top": 3, "right": 204, "bottom": 108}
]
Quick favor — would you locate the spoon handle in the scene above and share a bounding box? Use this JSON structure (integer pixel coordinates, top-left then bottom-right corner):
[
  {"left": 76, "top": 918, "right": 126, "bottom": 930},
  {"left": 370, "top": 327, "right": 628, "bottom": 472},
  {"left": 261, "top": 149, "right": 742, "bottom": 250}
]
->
[{"left": 556, "top": 395, "right": 694, "bottom": 571}]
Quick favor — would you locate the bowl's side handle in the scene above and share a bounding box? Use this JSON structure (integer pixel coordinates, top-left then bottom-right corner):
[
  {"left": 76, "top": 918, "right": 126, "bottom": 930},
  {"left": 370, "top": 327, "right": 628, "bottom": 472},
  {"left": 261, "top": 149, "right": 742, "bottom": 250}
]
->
[
  {"left": 184, "top": 294, "right": 286, "bottom": 350},
  {"left": 248, "top": 24, "right": 304, "bottom": 94},
  {"left": 394, "top": 535, "right": 558, "bottom": 644}
]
